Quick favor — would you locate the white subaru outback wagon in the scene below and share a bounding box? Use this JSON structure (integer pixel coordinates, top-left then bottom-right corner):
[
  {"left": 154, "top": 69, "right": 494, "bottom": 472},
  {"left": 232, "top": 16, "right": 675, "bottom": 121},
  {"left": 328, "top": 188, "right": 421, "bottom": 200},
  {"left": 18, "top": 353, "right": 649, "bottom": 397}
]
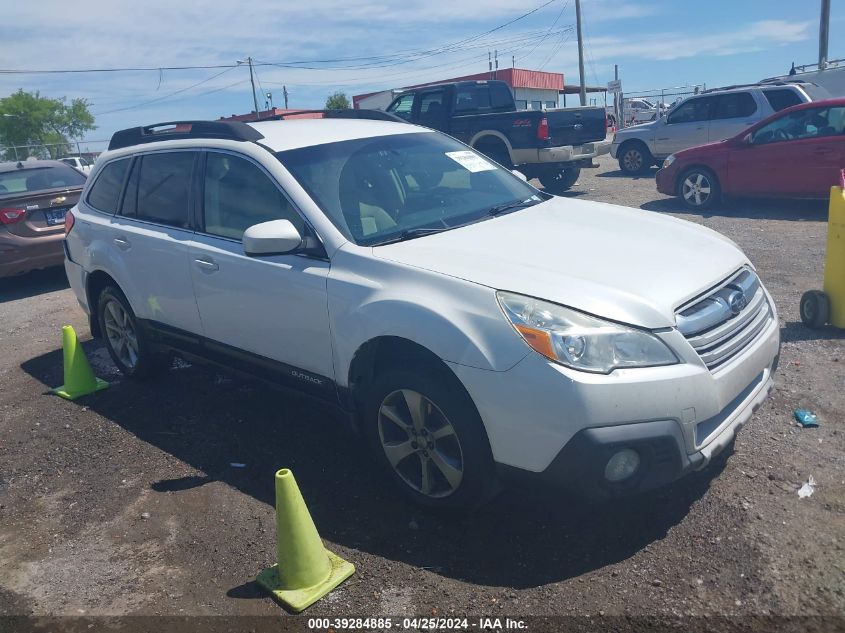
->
[{"left": 64, "top": 115, "right": 780, "bottom": 509}]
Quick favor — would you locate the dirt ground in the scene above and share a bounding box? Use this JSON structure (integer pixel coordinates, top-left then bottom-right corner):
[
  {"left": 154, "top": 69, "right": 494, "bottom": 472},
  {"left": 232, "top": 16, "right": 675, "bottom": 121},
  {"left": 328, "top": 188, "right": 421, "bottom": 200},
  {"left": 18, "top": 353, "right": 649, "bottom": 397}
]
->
[{"left": 1, "top": 154, "right": 844, "bottom": 632}]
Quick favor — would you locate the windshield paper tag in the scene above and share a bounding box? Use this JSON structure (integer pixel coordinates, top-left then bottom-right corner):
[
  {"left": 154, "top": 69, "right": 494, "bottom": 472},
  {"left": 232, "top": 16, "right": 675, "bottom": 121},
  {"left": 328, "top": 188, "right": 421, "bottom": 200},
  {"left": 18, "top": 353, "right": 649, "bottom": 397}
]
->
[{"left": 445, "top": 151, "right": 496, "bottom": 173}]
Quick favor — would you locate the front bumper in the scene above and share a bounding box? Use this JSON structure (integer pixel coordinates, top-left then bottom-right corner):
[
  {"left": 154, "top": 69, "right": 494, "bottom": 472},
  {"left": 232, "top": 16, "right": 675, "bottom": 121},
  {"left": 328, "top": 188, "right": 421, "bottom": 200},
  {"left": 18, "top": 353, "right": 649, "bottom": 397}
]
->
[
  {"left": 448, "top": 306, "right": 780, "bottom": 498},
  {"left": 655, "top": 166, "right": 678, "bottom": 196}
]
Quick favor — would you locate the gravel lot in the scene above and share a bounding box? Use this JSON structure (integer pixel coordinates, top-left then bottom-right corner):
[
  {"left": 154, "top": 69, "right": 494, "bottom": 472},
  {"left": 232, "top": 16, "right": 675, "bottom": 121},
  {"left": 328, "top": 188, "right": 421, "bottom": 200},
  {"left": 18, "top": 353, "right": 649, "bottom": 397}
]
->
[{"left": 1, "top": 154, "right": 843, "bottom": 631}]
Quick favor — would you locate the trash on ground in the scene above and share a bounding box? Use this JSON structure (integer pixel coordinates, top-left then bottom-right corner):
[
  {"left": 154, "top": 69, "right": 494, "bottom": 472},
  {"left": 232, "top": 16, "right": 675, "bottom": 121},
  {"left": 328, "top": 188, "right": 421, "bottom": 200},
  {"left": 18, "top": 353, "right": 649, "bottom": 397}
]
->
[
  {"left": 230, "top": 462, "right": 247, "bottom": 468},
  {"left": 798, "top": 476, "right": 816, "bottom": 499},
  {"left": 794, "top": 409, "right": 819, "bottom": 427}
]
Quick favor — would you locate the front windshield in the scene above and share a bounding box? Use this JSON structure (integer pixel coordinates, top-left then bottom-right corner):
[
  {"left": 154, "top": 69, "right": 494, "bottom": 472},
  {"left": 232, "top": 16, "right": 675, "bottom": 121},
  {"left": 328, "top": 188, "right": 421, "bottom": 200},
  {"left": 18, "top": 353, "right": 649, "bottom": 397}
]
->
[{"left": 276, "top": 132, "right": 543, "bottom": 246}]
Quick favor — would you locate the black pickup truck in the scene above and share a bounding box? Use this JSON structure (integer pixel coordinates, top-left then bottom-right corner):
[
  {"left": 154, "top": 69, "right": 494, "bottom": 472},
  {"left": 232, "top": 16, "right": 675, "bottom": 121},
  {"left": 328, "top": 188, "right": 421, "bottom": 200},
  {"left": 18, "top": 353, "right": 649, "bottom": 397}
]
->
[{"left": 385, "top": 80, "right": 608, "bottom": 191}]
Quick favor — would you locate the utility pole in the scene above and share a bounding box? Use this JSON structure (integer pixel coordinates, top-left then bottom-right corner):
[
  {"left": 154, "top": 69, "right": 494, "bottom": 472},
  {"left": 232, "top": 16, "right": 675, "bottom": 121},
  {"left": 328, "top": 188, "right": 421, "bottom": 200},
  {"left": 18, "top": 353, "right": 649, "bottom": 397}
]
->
[
  {"left": 283, "top": 85, "right": 289, "bottom": 109},
  {"left": 819, "top": 0, "right": 831, "bottom": 70},
  {"left": 494, "top": 49, "right": 499, "bottom": 79},
  {"left": 575, "top": 0, "right": 587, "bottom": 106},
  {"left": 238, "top": 57, "right": 260, "bottom": 120},
  {"left": 488, "top": 51, "right": 493, "bottom": 79}
]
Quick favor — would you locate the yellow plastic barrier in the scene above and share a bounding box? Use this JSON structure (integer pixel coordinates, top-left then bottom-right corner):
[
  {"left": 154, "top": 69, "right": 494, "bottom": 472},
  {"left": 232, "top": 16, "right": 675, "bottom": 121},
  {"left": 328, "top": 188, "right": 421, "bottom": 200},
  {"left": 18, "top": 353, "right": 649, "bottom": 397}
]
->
[
  {"left": 257, "top": 468, "right": 354, "bottom": 612},
  {"left": 824, "top": 184, "right": 845, "bottom": 328}
]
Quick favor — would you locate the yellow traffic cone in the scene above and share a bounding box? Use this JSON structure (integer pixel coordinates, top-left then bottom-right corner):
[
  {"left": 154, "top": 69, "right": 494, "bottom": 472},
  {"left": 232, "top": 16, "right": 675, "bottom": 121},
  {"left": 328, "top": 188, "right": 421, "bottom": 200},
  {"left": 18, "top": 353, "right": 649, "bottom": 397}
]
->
[
  {"left": 50, "top": 325, "right": 109, "bottom": 400},
  {"left": 257, "top": 468, "right": 355, "bottom": 612}
]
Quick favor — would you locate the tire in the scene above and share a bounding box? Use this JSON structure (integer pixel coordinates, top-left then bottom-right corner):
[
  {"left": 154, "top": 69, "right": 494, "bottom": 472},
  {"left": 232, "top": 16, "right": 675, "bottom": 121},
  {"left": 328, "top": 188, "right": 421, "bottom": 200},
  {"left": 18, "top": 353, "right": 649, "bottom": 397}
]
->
[
  {"left": 800, "top": 290, "right": 830, "bottom": 329},
  {"left": 96, "top": 286, "right": 169, "bottom": 378},
  {"left": 618, "top": 142, "right": 652, "bottom": 174},
  {"left": 677, "top": 167, "right": 720, "bottom": 210},
  {"left": 363, "top": 365, "right": 498, "bottom": 511},
  {"left": 474, "top": 140, "right": 512, "bottom": 170},
  {"left": 538, "top": 166, "right": 581, "bottom": 193}
]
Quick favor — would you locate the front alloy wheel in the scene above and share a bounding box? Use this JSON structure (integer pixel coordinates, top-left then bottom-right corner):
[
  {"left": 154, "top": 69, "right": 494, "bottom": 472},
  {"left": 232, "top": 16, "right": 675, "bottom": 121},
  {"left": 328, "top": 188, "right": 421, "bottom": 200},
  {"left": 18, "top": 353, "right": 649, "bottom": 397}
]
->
[
  {"left": 680, "top": 169, "right": 719, "bottom": 209},
  {"left": 378, "top": 389, "right": 464, "bottom": 498}
]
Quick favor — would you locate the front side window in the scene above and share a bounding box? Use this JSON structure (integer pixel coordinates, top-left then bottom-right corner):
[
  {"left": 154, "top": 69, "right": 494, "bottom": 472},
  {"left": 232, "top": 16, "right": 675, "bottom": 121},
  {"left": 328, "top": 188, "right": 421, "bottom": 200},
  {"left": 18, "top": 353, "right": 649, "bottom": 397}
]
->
[
  {"left": 277, "top": 132, "right": 542, "bottom": 246},
  {"left": 121, "top": 152, "right": 194, "bottom": 228},
  {"left": 752, "top": 106, "right": 845, "bottom": 144},
  {"left": 387, "top": 94, "right": 414, "bottom": 120},
  {"left": 667, "top": 97, "right": 713, "bottom": 124},
  {"left": 86, "top": 159, "right": 130, "bottom": 213},
  {"left": 203, "top": 152, "right": 303, "bottom": 240},
  {"left": 712, "top": 92, "right": 757, "bottom": 120}
]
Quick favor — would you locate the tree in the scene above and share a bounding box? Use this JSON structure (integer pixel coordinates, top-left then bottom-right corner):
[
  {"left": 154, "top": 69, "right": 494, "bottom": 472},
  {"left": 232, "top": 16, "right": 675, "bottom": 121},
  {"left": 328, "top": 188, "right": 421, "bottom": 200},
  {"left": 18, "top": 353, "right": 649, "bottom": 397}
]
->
[
  {"left": 325, "top": 91, "right": 351, "bottom": 110},
  {"left": 0, "top": 90, "right": 96, "bottom": 160}
]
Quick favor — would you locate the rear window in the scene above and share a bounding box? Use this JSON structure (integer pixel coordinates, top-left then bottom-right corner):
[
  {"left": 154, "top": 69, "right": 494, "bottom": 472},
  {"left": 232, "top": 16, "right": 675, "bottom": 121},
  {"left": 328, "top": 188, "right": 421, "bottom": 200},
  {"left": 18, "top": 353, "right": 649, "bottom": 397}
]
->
[
  {"left": 454, "top": 84, "right": 512, "bottom": 113},
  {"left": 0, "top": 164, "right": 86, "bottom": 196},
  {"left": 86, "top": 159, "right": 130, "bottom": 214},
  {"left": 763, "top": 89, "right": 803, "bottom": 112}
]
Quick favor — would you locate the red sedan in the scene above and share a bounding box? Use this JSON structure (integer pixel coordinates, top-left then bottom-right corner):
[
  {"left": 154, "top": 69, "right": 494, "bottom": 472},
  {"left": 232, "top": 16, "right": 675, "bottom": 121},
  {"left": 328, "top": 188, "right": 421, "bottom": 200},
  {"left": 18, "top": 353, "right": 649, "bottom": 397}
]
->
[{"left": 656, "top": 98, "right": 845, "bottom": 209}]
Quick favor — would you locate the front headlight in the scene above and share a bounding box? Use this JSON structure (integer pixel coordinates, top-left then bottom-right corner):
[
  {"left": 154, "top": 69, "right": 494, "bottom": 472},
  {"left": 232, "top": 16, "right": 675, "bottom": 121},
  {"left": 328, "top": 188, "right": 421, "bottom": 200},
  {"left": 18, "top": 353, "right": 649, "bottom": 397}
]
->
[
  {"left": 497, "top": 292, "right": 678, "bottom": 374},
  {"left": 662, "top": 154, "right": 676, "bottom": 169}
]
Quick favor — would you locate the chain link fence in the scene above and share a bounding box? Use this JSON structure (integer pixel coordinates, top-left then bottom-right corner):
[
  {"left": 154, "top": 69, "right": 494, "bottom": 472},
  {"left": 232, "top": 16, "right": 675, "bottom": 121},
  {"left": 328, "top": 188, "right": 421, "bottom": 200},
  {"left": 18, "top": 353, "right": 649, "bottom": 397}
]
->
[{"left": 1, "top": 139, "right": 110, "bottom": 162}]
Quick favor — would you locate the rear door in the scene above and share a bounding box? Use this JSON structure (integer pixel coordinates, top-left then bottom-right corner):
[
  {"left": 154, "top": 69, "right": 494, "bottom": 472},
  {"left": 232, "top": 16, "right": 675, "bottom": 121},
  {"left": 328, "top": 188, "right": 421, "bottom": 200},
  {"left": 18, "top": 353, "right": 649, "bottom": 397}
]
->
[
  {"left": 105, "top": 151, "right": 203, "bottom": 333},
  {"left": 709, "top": 91, "right": 761, "bottom": 142},
  {"left": 414, "top": 88, "right": 450, "bottom": 133},
  {"left": 654, "top": 96, "right": 714, "bottom": 155},
  {"left": 187, "top": 150, "right": 334, "bottom": 389}
]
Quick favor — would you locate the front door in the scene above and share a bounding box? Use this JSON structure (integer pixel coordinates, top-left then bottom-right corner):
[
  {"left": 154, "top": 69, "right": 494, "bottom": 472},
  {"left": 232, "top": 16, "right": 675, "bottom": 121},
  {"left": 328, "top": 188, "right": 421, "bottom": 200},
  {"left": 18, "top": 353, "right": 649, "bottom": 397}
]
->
[
  {"left": 654, "top": 96, "right": 714, "bottom": 156},
  {"left": 187, "top": 151, "right": 335, "bottom": 391},
  {"left": 730, "top": 105, "right": 845, "bottom": 197}
]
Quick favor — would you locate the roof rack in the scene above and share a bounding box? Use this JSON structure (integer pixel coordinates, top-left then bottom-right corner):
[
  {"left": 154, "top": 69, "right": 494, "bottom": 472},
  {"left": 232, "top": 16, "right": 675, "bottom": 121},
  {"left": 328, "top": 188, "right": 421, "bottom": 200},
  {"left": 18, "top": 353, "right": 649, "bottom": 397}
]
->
[
  {"left": 701, "top": 79, "right": 817, "bottom": 94},
  {"left": 108, "top": 120, "right": 265, "bottom": 151},
  {"left": 272, "top": 109, "right": 406, "bottom": 123}
]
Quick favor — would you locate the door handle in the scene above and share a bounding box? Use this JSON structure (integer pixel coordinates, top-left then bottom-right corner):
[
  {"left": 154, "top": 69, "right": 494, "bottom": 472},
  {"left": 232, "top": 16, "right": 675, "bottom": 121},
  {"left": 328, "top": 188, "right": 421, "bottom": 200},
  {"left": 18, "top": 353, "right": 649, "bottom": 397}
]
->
[
  {"left": 194, "top": 258, "right": 219, "bottom": 272},
  {"left": 113, "top": 236, "right": 130, "bottom": 250},
  {"left": 814, "top": 148, "right": 833, "bottom": 154}
]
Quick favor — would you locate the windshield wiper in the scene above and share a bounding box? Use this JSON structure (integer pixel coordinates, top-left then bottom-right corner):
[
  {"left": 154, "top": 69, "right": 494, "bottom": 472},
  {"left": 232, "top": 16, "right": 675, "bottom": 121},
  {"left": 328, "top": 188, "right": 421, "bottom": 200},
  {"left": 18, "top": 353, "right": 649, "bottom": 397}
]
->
[
  {"left": 487, "top": 197, "right": 540, "bottom": 216},
  {"left": 371, "top": 227, "right": 448, "bottom": 246}
]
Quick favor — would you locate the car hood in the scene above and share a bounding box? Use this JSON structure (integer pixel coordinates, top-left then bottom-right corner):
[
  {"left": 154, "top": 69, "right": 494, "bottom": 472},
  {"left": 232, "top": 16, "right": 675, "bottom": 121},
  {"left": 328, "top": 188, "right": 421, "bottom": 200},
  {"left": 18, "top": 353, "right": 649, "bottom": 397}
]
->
[{"left": 373, "top": 197, "right": 748, "bottom": 328}]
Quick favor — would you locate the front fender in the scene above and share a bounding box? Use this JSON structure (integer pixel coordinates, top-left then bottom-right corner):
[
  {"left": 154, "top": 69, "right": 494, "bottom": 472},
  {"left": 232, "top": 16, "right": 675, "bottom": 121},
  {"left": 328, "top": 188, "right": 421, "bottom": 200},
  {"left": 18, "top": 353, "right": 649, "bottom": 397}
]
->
[{"left": 328, "top": 247, "right": 529, "bottom": 387}]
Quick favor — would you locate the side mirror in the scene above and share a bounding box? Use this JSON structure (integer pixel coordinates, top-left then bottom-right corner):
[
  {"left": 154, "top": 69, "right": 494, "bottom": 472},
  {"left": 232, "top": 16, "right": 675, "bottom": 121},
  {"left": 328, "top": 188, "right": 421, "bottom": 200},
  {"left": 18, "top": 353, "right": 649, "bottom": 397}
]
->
[
  {"left": 511, "top": 169, "right": 528, "bottom": 182},
  {"left": 243, "top": 219, "right": 302, "bottom": 256}
]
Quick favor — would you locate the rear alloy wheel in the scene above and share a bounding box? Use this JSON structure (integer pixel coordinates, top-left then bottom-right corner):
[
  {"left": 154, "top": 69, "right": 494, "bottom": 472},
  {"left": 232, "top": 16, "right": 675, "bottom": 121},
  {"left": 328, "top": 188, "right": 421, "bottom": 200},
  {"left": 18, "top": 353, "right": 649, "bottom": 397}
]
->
[
  {"left": 679, "top": 168, "right": 720, "bottom": 210},
  {"left": 618, "top": 143, "right": 651, "bottom": 174},
  {"left": 97, "top": 286, "right": 168, "bottom": 379},
  {"left": 800, "top": 290, "right": 830, "bottom": 329},
  {"left": 364, "top": 366, "right": 497, "bottom": 510}
]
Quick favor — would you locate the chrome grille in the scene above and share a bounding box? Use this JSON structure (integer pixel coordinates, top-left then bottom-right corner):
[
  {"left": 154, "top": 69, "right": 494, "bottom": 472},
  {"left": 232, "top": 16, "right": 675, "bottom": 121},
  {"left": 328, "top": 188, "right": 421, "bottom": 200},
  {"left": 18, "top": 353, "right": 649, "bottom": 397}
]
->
[{"left": 677, "top": 269, "right": 773, "bottom": 371}]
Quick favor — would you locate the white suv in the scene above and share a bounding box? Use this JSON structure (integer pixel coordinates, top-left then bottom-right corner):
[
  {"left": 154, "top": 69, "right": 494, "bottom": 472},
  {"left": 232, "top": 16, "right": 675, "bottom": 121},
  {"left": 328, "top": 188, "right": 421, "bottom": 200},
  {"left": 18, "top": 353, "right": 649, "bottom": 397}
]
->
[
  {"left": 611, "top": 82, "right": 826, "bottom": 174},
  {"left": 64, "top": 117, "right": 780, "bottom": 509}
]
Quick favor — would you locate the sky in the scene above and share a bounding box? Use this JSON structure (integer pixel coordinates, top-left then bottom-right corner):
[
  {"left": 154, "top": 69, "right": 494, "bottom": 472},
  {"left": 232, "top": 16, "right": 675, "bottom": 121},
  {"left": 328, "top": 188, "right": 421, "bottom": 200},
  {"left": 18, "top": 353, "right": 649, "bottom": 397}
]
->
[{"left": 1, "top": 0, "right": 842, "bottom": 153}]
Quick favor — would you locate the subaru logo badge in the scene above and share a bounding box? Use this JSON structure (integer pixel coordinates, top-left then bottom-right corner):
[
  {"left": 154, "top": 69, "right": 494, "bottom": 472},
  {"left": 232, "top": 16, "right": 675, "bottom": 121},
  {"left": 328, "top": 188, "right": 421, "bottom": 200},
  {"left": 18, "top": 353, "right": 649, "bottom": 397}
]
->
[
  {"left": 573, "top": 123, "right": 583, "bottom": 131},
  {"left": 727, "top": 290, "right": 747, "bottom": 315}
]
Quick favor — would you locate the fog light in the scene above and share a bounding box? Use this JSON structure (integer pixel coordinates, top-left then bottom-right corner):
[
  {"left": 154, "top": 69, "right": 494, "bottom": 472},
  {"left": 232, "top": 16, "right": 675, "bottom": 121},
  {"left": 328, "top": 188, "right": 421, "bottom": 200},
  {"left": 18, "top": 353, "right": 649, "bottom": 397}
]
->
[{"left": 604, "top": 448, "right": 640, "bottom": 482}]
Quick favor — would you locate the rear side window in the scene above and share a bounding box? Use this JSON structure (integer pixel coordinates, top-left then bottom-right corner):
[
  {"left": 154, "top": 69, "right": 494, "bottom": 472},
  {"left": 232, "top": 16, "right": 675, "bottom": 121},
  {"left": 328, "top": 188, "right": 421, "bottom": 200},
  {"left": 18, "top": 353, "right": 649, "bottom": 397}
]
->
[
  {"left": 712, "top": 92, "right": 757, "bottom": 120},
  {"left": 763, "top": 89, "right": 802, "bottom": 112},
  {"left": 490, "top": 83, "right": 513, "bottom": 109},
  {"left": 86, "top": 159, "right": 130, "bottom": 213},
  {"left": 121, "top": 152, "right": 194, "bottom": 228}
]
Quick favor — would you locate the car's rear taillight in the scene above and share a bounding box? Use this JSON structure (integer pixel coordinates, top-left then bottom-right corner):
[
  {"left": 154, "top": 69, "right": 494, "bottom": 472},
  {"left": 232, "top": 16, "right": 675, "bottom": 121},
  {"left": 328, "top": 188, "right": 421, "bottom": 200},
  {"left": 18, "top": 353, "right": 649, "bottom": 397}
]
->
[
  {"left": 537, "top": 117, "right": 550, "bottom": 141},
  {"left": 64, "top": 209, "right": 75, "bottom": 235},
  {"left": 0, "top": 208, "right": 26, "bottom": 224}
]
